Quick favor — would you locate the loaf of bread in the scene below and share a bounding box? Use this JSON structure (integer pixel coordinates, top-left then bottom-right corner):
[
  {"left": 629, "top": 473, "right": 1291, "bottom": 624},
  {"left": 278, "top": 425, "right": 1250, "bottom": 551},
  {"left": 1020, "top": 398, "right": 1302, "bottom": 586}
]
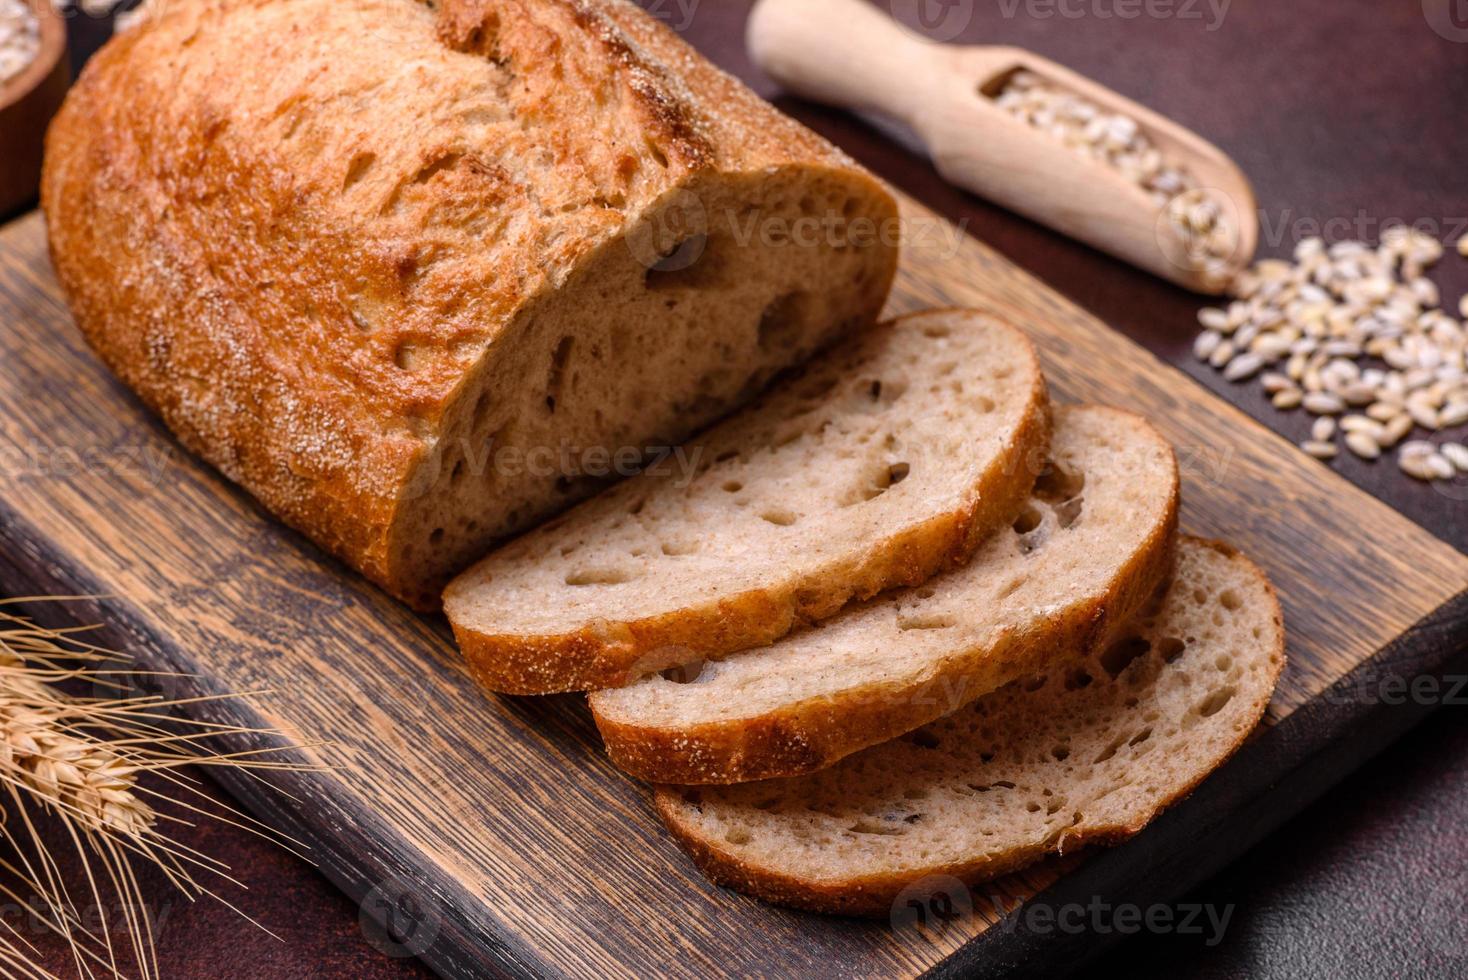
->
[
  {"left": 591, "top": 405, "right": 1180, "bottom": 784},
  {"left": 444, "top": 309, "right": 1050, "bottom": 694},
  {"left": 655, "top": 537, "right": 1285, "bottom": 915},
  {"left": 42, "top": 0, "right": 899, "bottom": 607}
]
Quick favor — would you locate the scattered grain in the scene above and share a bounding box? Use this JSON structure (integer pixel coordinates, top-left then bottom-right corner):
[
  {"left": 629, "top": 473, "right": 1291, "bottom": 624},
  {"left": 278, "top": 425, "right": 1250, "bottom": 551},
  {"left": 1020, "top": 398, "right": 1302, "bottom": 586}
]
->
[
  {"left": 1344, "top": 431, "right": 1381, "bottom": 460},
  {"left": 1441, "top": 442, "right": 1468, "bottom": 472},
  {"left": 0, "top": 0, "right": 40, "bottom": 86},
  {"left": 1193, "top": 224, "right": 1468, "bottom": 481}
]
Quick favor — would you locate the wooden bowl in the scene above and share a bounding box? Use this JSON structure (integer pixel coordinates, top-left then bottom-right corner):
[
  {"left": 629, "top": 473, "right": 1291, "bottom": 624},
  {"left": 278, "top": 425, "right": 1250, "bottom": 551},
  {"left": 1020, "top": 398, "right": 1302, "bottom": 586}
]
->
[{"left": 0, "top": 0, "right": 69, "bottom": 219}]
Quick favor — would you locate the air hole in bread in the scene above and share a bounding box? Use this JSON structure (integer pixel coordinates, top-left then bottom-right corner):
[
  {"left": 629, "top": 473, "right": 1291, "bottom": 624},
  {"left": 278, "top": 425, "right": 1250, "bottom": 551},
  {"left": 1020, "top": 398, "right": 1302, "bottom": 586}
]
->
[
  {"left": 1129, "top": 727, "right": 1153, "bottom": 746},
  {"left": 1025, "top": 801, "right": 1041, "bottom": 813},
  {"left": 394, "top": 342, "right": 422, "bottom": 372},
  {"left": 1051, "top": 745, "right": 1070, "bottom": 761},
  {"left": 722, "top": 480, "right": 743, "bottom": 493},
  {"left": 662, "top": 660, "right": 705, "bottom": 684},
  {"left": 756, "top": 290, "right": 808, "bottom": 353},
  {"left": 904, "top": 729, "right": 940, "bottom": 750},
  {"left": 1012, "top": 505, "right": 1043, "bottom": 535},
  {"left": 564, "top": 567, "right": 635, "bottom": 586},
  {"left": 922, "top": 324, "right": 951, "bottom": 339},
  {"left": 660, "top": 539, "right": 698, "bottom": 556},
  {"left": 1055, "top": 496, "right": 1084, "bottom": 529},
  {"left": 342, "top": 151, "right": 376, "bottom": 191},
  {"left": 1158, "top": 636, "right": 1186, "bottom": 663},
  {"left": 1035, "top": 462, "right": 1086, "bottom": 503},
  {"left": 1093, "top": 736, "right": 1127, "bottom": 764},
  {"left": 897, "top": 613, "right": 957, "bottom": 631},
  {"left": 842, "top": 458, "right": 910, "bottom": 506},
  {"left": 1101, "top": 635, "right": 1150, "bottom": 678},
  {"left": 644, "top": 235, "right": 710, "bottom": 289},
  {"left": 450, "top": 459, "right": 465, "bottom": 483},
  {"left": 724, "top": 828, "right": 751, "bottom": 845},
  {"left": 645, "top": 137, "right": 670, "bottom": 169},
  {"left": 545, "top": 336, "right": 573, "bottom": 412},
  {"left": 1195, "top": 685, "right": 1236, "bottom": 718},
  {"left": 761, "top": 509, "right": 798, "bottom": 527},
  {"left": 429, "top": 528, "right": 444, "bottom": 545},
  {"left": 1219, "top": 588, "right": 1242, "bottom": 611},
  {"left": 998, "top": 575, "right": 1028, "bottom": 600},
  {"left": 1065, "top": 669, "right": 1093, "bottom": 690},
  {"left": 849, "top": 819, "right": 905, "bottom": 836},
  {"left": 412, "top": 151, "right": 464, "bottom": 186}
]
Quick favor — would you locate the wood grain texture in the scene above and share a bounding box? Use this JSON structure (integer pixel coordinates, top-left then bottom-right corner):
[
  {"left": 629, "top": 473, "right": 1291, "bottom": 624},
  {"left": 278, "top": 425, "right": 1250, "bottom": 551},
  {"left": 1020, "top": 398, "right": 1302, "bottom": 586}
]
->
[{"left": 0, "top": 194, "right": 1465, "bottom": 978}]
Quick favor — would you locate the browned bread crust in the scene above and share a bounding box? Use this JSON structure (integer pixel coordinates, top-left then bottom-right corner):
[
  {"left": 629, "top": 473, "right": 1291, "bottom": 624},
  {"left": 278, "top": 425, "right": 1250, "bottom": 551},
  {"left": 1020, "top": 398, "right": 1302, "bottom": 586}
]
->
[
  {"left": 654, "top": 537, "right": 1286, "bottom": 916},
  {"left": 42, "top": 0, "right": 898, "bottom": 607}
]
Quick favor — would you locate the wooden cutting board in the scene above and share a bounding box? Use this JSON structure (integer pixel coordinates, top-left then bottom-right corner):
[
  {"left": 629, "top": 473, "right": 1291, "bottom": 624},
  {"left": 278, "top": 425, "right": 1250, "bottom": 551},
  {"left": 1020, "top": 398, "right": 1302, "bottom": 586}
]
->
[{"left": 1, "top": 200, "right": 1465, "bottom": 979}]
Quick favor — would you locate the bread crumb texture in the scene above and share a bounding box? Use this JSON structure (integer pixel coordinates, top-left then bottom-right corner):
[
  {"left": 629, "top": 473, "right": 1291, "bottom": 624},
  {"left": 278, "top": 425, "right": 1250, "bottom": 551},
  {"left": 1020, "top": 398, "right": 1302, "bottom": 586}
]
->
[{"left": 591, "top": 405, "right": 1179, "bottom": 784}]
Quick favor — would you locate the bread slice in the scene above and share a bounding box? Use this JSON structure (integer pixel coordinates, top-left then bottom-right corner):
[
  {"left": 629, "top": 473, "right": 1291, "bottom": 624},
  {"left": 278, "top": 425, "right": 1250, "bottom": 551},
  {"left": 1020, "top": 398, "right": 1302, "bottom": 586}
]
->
[
  {"left": 590, "top": 405, "right": 1179, "bottom": 783},
  {"left": 43, "top": 0, "right": 900, "bottom": 609},
  {"left": 655, "top": 537, "right": 1285, "bottom": 916},
  {"left": 444, "top": 310, "right": 1050, "bottom": 694}
]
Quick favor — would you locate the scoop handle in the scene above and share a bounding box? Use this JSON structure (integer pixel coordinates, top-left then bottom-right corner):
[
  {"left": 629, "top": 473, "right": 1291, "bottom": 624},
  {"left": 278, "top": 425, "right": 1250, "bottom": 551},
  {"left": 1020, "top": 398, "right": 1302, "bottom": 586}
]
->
[{"left": 747, "top": 0, "right": 946, "bottom": 124}]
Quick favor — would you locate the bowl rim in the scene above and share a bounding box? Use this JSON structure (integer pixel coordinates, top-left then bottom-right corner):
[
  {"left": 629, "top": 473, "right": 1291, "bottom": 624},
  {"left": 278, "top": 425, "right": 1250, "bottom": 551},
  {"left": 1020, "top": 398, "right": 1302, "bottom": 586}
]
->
[{"left": 0, "top": 0, "right": 68, "bottom": 116}]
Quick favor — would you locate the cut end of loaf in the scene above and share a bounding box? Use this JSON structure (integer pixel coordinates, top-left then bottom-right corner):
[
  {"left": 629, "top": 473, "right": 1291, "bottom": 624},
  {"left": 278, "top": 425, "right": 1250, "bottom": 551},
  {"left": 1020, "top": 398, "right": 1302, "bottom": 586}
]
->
[
  {"left": 390, "top": 169, "right": 899, "bottom": 608},
  {"left": 653, "top": 536, "right": 1286, "bottom": 916}
]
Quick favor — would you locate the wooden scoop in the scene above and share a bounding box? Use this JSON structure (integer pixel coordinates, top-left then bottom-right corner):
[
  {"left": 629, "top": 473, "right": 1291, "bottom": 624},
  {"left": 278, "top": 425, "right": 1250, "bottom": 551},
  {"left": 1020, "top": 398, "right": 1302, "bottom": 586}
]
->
[
  {"left": 0, "top": 0, "right": 68, "bottom": 219},
  {"left": 748, "top": 0, "right": 1257, "bottom": 294}
]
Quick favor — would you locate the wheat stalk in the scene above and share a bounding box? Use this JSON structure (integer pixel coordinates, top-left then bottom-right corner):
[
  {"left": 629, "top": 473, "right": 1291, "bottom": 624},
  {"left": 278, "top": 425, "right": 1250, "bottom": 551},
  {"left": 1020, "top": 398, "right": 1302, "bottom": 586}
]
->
[{"left": 0, "top": 600, "right": 323, "bottom": 979}]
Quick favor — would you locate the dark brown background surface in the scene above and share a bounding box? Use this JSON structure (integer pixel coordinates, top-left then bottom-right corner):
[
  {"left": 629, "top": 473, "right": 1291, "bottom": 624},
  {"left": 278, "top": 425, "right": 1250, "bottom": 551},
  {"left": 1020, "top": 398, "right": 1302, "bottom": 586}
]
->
[{"left": 6, "top": 0, "right": 1467, "bottom": 976}]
